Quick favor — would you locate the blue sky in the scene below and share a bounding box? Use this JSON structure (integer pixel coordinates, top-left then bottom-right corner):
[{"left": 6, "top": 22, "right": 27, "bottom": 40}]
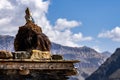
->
[
  {"left": 0, "top": 0, "right": 120, "bottom": 52},
  {"left": 48, "top": 0, "right": 120, "bottom": 37},
  {"left": 47, "top": 0, "right": 120, "bottom": 52}
]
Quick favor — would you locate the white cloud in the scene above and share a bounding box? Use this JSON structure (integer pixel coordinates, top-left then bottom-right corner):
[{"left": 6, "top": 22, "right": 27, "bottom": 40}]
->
[
  {"left": 92, "top": 46, "right": 101, "bottom": 52},
  {"left": 72, "top": 32, "right": 92, "bottom": 42},
  {"left": 54, "top": 18, "right": 81, "bottom": 31},
  {"left": 98, "top": 27, "right": 120, "bottom": 42},
  {"left": 0, "top": 0, "right": 92, "bottom": 47},
  {"left": 0, "top": 0, "right": 50, "bottom": 35},
  {"left": 0, "top": 0, "right": 14, "bottom": 10},
  {"left": 0, "top": 17, "right": 12, "bottom": 24},
  {"left": 49, "top": 29, "right": 78, "bottom": 47}
]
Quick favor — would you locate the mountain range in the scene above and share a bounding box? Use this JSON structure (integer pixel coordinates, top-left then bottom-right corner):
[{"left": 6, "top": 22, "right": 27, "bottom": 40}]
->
[
  {"left": 86, "top": 48, "right": 120, "bottom": 80},
  {"left": 0, "top": 35, "right": 111, "bottom": 80}
]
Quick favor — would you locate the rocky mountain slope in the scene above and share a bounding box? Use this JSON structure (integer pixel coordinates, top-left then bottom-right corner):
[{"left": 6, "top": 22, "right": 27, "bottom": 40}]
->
[
  {"left": 0, "top": 35, "right": 14, "bottom": 51},
  {"left": 102, "top": 51, "right": 111, "bottom": 58},
  {"left": 51, "top": 43, "right": 109, "bottom": 80},
  {"left": 0, "top": 35, "right": 109, "bottom": 80},
  {"left": 86, "top": 48, "right": 120, "bottom": 80},
  {"left": 51, "top": 43, "right": 106, "bottom": 67}
]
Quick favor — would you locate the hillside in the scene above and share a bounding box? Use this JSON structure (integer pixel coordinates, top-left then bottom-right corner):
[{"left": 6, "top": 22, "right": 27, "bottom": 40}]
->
[
  {"left": 86, "top": 48, "right": 120, "bottom": 80},
  {"left": 0, "top": 35, "right": 14, "bottom": 51},
  {"left": 51, "top": 43, "right": 109, "bottom": 80},
  {"left": 102, "top": 51, "right": 111, "bottom": 58}
]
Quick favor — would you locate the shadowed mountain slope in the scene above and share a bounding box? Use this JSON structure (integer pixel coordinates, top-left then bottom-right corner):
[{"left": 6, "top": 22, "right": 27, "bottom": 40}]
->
[{"left": 86, "top": 48, "right": 120, "bottom": 80}]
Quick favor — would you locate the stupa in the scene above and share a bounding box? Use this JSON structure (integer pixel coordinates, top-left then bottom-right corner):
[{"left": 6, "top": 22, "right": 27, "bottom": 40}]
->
[{"left": 0, "top": 8, "right": 79, "bottom": 80}]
